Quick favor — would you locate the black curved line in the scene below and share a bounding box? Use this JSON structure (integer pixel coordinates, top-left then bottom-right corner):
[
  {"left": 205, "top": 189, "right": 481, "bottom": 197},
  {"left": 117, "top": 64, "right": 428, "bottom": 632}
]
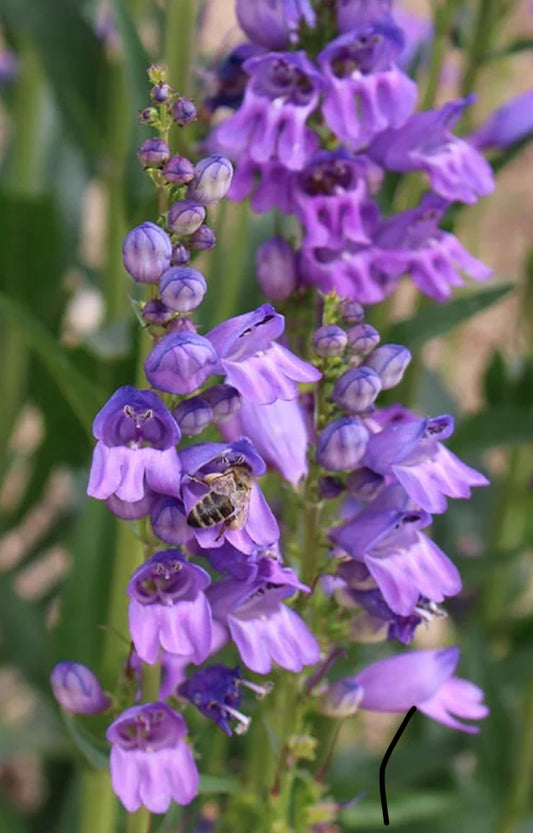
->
[{"left": 379, "top": 706, "right": 417, "bottom": 826}]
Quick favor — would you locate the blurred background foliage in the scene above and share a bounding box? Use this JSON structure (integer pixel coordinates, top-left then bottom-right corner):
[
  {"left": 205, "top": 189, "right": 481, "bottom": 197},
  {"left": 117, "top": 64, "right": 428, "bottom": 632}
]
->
[{"left": 0, "top": 1, "right": 532, "bottom": 832}]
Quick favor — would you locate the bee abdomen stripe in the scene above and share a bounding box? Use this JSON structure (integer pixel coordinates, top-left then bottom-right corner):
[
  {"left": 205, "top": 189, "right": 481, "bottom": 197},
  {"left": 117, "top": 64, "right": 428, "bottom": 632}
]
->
[{"left": 188, "top": 493, "right": 235, "bottom": 528}]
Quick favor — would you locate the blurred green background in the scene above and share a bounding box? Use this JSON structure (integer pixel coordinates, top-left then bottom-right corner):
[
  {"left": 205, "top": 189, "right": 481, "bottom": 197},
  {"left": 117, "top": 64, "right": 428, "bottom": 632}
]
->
[{"left": 0, "top": 1, "right": 532, "bottom": 832}]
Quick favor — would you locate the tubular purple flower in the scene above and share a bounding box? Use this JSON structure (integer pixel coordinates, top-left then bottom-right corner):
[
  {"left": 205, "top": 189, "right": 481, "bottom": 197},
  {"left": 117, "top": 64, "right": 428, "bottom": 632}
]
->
[
  {"left": 469, "top": 89, "right": 533, "bottom": 150},
  {"left": 190, "top": 225, "right": 216, "bottom": 251},
  {"left": 50, "top": 662, "right": 111, "bottom": 714},
  {"left": 150, "top": 495, "right": 194, "bottom": 546},
  {"left": 167, "top": 199, "right": 206, "bottom": 236},
  {"left": 172, "top": 97, "right": 197, "bottom": 125},
  {"left": 332, "top": 366, "right": 382, "bottom": 412},
  {"left": 106, "top": 704, "right": 199, "bottom": 811},
  {"left": 313, "top": 325, "right": 348, "bottom": 358},
  {"left": 205, "top": 42, "right": 263, "bottom": 113},
  {"left": 336, "top": 0, "right": 392, "bottom": 32},
  {"left": 87, "top": 386, "right": 182, "bottom": 503},
  {"left": 122, "top": 222, "right": 172, "bottom": 284},
  {"left": 179, "top": 665, "right": 251, "bottom": 736},
  {"left": 236, "top": 0, "right": 316, "bottom": 49},
  {"left": 316, "top": 417, "right": 370, "bottom": 471},
  {"left": 364, "top": 344, "right": 411, "bottom": 388},
  {"left": 163, "top": 155, "right": 195, "bottom": 185},
  {"left": 318, "top": 18, "right": 418, "bottom": 150},
  {"left": 188, "top": 155, "right": 234, "bottom": 205},
  {"left": 215, "top": 52, "right": 324, "bottom": 171},
  {"left": 202, "top": 384, "right": 243, "bottom": 423},
  {"left": 347, "top": 323, "right": 380, "bottom": 355},
  {"left": 346, "top": 467, "right": 385, "bottom": 500},
  {"left": 159, "top": 266, "right": 207, "bottom": 313},
  {"left": 206, "top": 304, "right": 321, "bottom": 405},
  {"left": 256, "top": 237, "right": 298, "bottom": 302},
  {"left": 368, "top": 96, "right": 495, "bottom": 203},
  {"left": 127, "top": 550, "right": 212, "bottom": 664},
  {"left": 144, "top": 332, "right": 218, "bottom": 395},
  {"left": 173, "top": 397, "right": 213, "bottom": 437},
  {"left": 138, "top": 138, "right": 170, "bottom": 168}
]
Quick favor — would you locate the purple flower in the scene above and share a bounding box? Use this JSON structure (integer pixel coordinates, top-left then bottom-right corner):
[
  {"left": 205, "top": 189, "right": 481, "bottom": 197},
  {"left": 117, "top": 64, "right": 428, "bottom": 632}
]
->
[
  {"left": 167, "top": 199, "right": 206, "bottom": 236},
  {"left": 319, "top": 17, "right": 417, "bottom": 149},
  {"left": 364, "top": 343, "right": 411, "bottom": 389},
  {"left": 336, "top": 0, "right": 392, "bottom": 32},
  {"left": 190, "top": 225, "right": 216, "bottom": 251},
  {"left": 50, "top": 662, "right": 111, "bottom": 714},
  {"left": 207, "top": 559, "right": 320, "bottom": 673},
  {"left": 138, "top": 138, "right": 170, "bottom": 167},
  {"left": 144, "top": 331, "right": 218, "bottom": 395},
  {"left": 363, "top": 410, "right": 488, "bottom": 513},
  {"left": 321, "top": 647, "right": 489, "bottom": 733},
  {"left": 87, "top": 387, "right": 182, "bottom": 503},
  {"left": 470, "top": 89, "right": 533, "bottom": 150},
  {"left": 256, "top": 237, "right": 297, "bottom": 302},
  {"left": 206, "top": 304, "right": 321, "bottom": 405},
  {"left": 159, "top": 266, "right": 207, "bottom": 313},
  {"left": 236, "top": 0, "right": 316, "bottom": 49},
  {"left": 221, "top": 397, "right": 311, "bottom": 486},
  {"left": 347, "top": 323, "right": 380, "bottom": 355},
  {"left": 180, "top": 438, "right": 279, "bottom": 553},
  {"left": 205, "top": 42, "right": 263, "bottom": 113},
  {"left": 215, "top": 52, "right": 324, "bottom": 171},
  {"left": 179, "top": 665, "right": 252, "bottom": 736},
  {"left": 313, "top": 325, "right": 348, "bottom": 358},
  {"left": 173, "top": 396, "right": 213, "bottom": 437},
  {"left": 188, "top": 155, "right": 234, "bottom": 205},
  {"left": 122, "top": 222, "right": 172, "bottom": 284},
  {"left": 292, "top": 152, "right": 378, "bottom": 248},
  {"left": 150, "top": 495, "right": 194, "bottom": 546},
  {"left": 226, "top": 153, "right": 295, "bottom": 213},
  {"left": 332, "top": 366, "right": 382, "bottom": 412},
  {"left": 172, "top": 97, "right": 197, "bottom": 125},
  {"left": 202, "top": 384, "right": 243, "bottom": 423},
  {"left": 163, "top": 155, "right": 195, "bottom": 185},
  {"left": 106, "top": 703, "right": 198, "bottom": 811},
  {"left": 142, "top": 299, "right": 174, "bottom": 325},
  {"left": 317, "top": 417, "right": 370, "bottom": 471},
  {"left": 127, "top": 549, "right": 212, "bottom": 664},
  {"left": 369, "top": 96, "right": 495, "bottom": 203}
]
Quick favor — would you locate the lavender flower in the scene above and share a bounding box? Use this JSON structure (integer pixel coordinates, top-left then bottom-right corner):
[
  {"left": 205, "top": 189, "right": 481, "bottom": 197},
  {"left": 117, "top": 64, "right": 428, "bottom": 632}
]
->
[
  {"left": 87, "top": 387, "right": 182, "bottom": 504},
  {"left": 172, "top": 97, "right": 197, "bottom": 125},
  {"left": 122, "top": 222, "right": 172, "bottom": 284},
  {"left": 317, "top": 417, "right": 370, "bottom": 471},
  {"left": 336, "top": 0, "right": 392, "bottom": 32},
  {"left": 159, "top": 266, "right": 207, "bottom": 313},
  {"left": 188, "top": 155, "right": 234, "bottom": 205},
  {"left": 202, "top": 384, "right": 243, "bottom": 423},
  {"left": 127, "top": 550, "right": 212, "bottom": 664},
  {"left": 256, "top": 237, "right": 298, "bottom": 302},
  {"left": 144, "top": 331, "right": 218, "bottom": 394},
  {"left": 313, "top": 325, "right": 348, "bottom": 358},
  {"left": 173, "top": 397, "right": 213, "bottom": 437},
  {"left": 347, "top": 323, "right": 380, "bottom": 355},
  {"left": 106, "top": 704, "right": 198, "bottom": 811},
  {"left": 236, "top": 0, "right": 316, "bottom": 49},
  {"left": 163, "top": 155, "right": 195, "bottom": 185},
  {"left": 332, "top": 366, "right": 382, "bottom": 412},
  {"left": 470, "top": 89, "right": 533, "bottom": 150},
  {"left": 138, "top": 138, "right": 170, "bottom": 167},
  {"left": 364, "top": 344, "right": 411, "bottom": 389},
  {"left": 167, "top": 199, "right": 206, "bottom": 236},
  {"left": 50, "top": 662, "right": 111, "bottom": 714}
]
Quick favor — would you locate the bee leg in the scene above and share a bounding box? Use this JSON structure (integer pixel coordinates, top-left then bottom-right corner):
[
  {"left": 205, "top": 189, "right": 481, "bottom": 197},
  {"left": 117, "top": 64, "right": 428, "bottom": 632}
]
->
[
  {"left": 185, "top": 473, "right": 208, "bottom": 486},
  {"left": 214, "top": 516, "right": 234, "bottom": 542}
]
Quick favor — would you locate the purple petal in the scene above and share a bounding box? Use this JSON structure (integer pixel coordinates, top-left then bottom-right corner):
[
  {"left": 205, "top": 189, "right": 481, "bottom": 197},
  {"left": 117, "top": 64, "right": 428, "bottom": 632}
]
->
[{"left": 418, "top": 676, "right": 489, "bottom": 733}]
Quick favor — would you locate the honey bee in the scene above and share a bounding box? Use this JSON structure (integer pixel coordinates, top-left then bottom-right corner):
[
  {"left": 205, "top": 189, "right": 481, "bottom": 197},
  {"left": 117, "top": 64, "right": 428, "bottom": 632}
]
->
[{"left": 186, "top": 460, "right": 253, "bottom": 539}]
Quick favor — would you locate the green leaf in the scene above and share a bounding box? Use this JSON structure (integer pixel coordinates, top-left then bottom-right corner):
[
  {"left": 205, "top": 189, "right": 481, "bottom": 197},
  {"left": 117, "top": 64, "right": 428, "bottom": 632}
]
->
[
  {"left": 386, "top": 285, "right": 514, "bottom": 352},
  {"left": 198, "top": 774, "right": 241, "bottom": 794},
  {"left": 451, "top": 407, "right": 533, "bottom": 454},
  {"left": 489, "top": 38, "right": 533, "bottom": 59},
  {"left": 0, "top": 292, "right": 102, "bottom": 436},
  {"left": 0, "top": 571, "right": 49, "bottom": 690},
  {"left": 340, "top": 792, "right": 456, "bottom": 828}
]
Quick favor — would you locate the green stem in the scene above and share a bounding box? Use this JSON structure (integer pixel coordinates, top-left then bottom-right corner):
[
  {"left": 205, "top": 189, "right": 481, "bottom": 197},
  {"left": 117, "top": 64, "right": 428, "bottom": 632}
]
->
[
  {"left": 164, "top": 0, "right": 199, "bottom": 94},
  {"left": 461, "top": 0, "right": 499, "bottom": 98},
  {"left": 497, "top": 676, "right": 533, "bottom": 833},
  {"left": 127, "top": 807, "right": 152, "bottom": 833},
  {"left": 78, "top": 769, "right": 117, "bottom": 833}
]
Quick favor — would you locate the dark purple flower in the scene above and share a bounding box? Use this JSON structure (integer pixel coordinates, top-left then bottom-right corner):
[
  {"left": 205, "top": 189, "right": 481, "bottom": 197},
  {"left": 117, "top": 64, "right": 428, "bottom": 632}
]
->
[
  {"left": 167, "top": 199, "right": 206, "bottom": 236},
  {"left": 106, "top": 703, "right": 198, "bottom": 811},
  {"left": 151, "top": 82, "right": 171, "bottom": 103},
  {"left": 206, "top": 304, "right": 321, "bottom": 405},
  {"left": 236, "top": 0, "right": 316, "bottom": 49},
  {"left": 332, "top": 366, "right": 382, "bottom": 412},
  {"left": 127, "top": 550, "right": 212, "bottom": 664},
  {"left": 318, "top": 17, "right": 417, "bottom": 150},
  {"left": 225, "top": 152, "right": 295, "bottom": 213},
  {"left": 87, "top": 387, "right": 181, "bottom": 503},
  {"left": 188, "top": 155, "right": 234, "bottom": 205},
  {"left": 50, "top": 662, "right": 111, "bottom": 714},
  {"left": 205, "top": 42, "right": 263, "bottom": 113},
  {"left": 317, "top": 417, "right": 369, "bottom": 471},
  {"left": 256, "top": 237, "right": 297, "bottom": 302},
  {"left": 202, "top": 384, "right": 243, "bottom": 423},
  {"left": 180, "top": 438, "right": 279, "bottom": 553},
  {"left": 215, "top": 52, "right": 324, "bottom": 171},
  {"left": 172, "top": 97, "right": 197, "bottom": 125},
  {"left": 138, "top": 138, "right": 170, "bottom": 168},
  {"left": 142, "top": 299, "right": 174, "bottom": 325},
  {"left": 173, "top": 397, "right": 213, "bottom": 437},
  {"left": 336, "top": 0, "right": 392, "bottom": 32},
  {"left": 144, "top": 332, "right": 218, "bottom": 395},
  {"left": 159, "top": 266, "right": 207, "bottom": 313},
  {"left": 206, "top": 541, "right": 282, "bottom": 582},
  {"left": 163, "top": 155, "right": 195, "bottom": 185},
  {"left": 469, "top": 89, "right": 533, "bottom": 150},
  {"left": 364, "top": 343, "right": 411, "bottom": 388},
  {"left": 122, "top": 222, "right": 172, "bottom": 284},
  {"left": 347, "top": 323, "right": 380, "bottom": 355},
  {"left": 207, "top": 559, "right": 320, "bottom": 673},
  {"left": 190, "top": 225, "right": 217, "bottom": 251},
  {"left": 369, "top": 96, "right": 495, "bottom": 203},
  {"left": 321, "top": 647, "right": 489, "bottom": 733},
  {"left": 171, "top": 244, "right": 191, "bottom": 265},
  {"left": 179, "top": 665, "right": 251, "bottom": 736},
  {"left": 346, "top": 467, "right": 385, "bottom": 500}
]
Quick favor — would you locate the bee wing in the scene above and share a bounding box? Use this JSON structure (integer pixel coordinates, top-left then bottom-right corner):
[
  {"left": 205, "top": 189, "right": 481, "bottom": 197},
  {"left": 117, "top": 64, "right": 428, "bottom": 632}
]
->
[{"left": 228, "top": 496, "right": 250, "bottom": 530}]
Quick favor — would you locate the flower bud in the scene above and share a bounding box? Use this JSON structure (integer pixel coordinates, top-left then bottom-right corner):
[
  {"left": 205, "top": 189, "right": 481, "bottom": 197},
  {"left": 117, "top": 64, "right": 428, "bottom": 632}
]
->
[
  {"left": 188, "top": 155, "right": 234, "bottom": 205},
  {"left": 159, "top": 266, "right": 207, "bottom": 313},
  {"left": 172, "top": 97, "right": 197, "bottom": 125},
  {"left": 167, "top": 199, "right": 206, "bottom": 236},
  {"left": 139, "top": 107, "right": 158, "bottom": 125},
  {"left": 347, "top": 323, "right": 380, "bottom": 356},
  {"left": 142, "top": 299, "right": 174, "bottom": 325},
  {"left": 137, "top": 138, "right": 170, "bottom": 168},
  {"left": 340, "top": 299, "right": 365, "bottom": 323},
  {"left": 173, "top": 396, "right": 213, "bottom": 436},
  {"left": 313, "top": 324, "right": 347, "bottom": 358},
  {"left": 316, "top": 417, "right": 369, "bottom": 471},
  {"left": 171, "top": 244, "right": 191, "bottom": 265},
  {"left": 202, "top": 384, "right": 242, "bottom": 422},
  {"left": 255, "top": 237, "right": 297, "bottom": 302},
  {"left": 163, "top": 155, "right": 195, "bottom": 185},
  {"left": 364, "top": 344, "right": 411, "bottom": 389},
  {"left": 145, "top": 332, "right": 218, "bottom": 394},
  {"left": 151, "top": 82, "right": 172, "bottom": 103},
  {"left": 148, "top": 64, "right": 167, "bottom": 85},
  {"left": 332, "top": 367, "right": 382, "bottom": 413},
  {"left": 50, "top": 662, "right": 111, "bottom": 715},
  {"left": 122, "top": 221, "right": 172, "bottom": 283},
  {"left": 345, "top": 467, "right": 385, "bottom": 500},
  {"left": 319, "top": 678, "right": 363, "bottom": 718},
  {"left": 190, "top": 225, "right": 216, "bottom": 251}
]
